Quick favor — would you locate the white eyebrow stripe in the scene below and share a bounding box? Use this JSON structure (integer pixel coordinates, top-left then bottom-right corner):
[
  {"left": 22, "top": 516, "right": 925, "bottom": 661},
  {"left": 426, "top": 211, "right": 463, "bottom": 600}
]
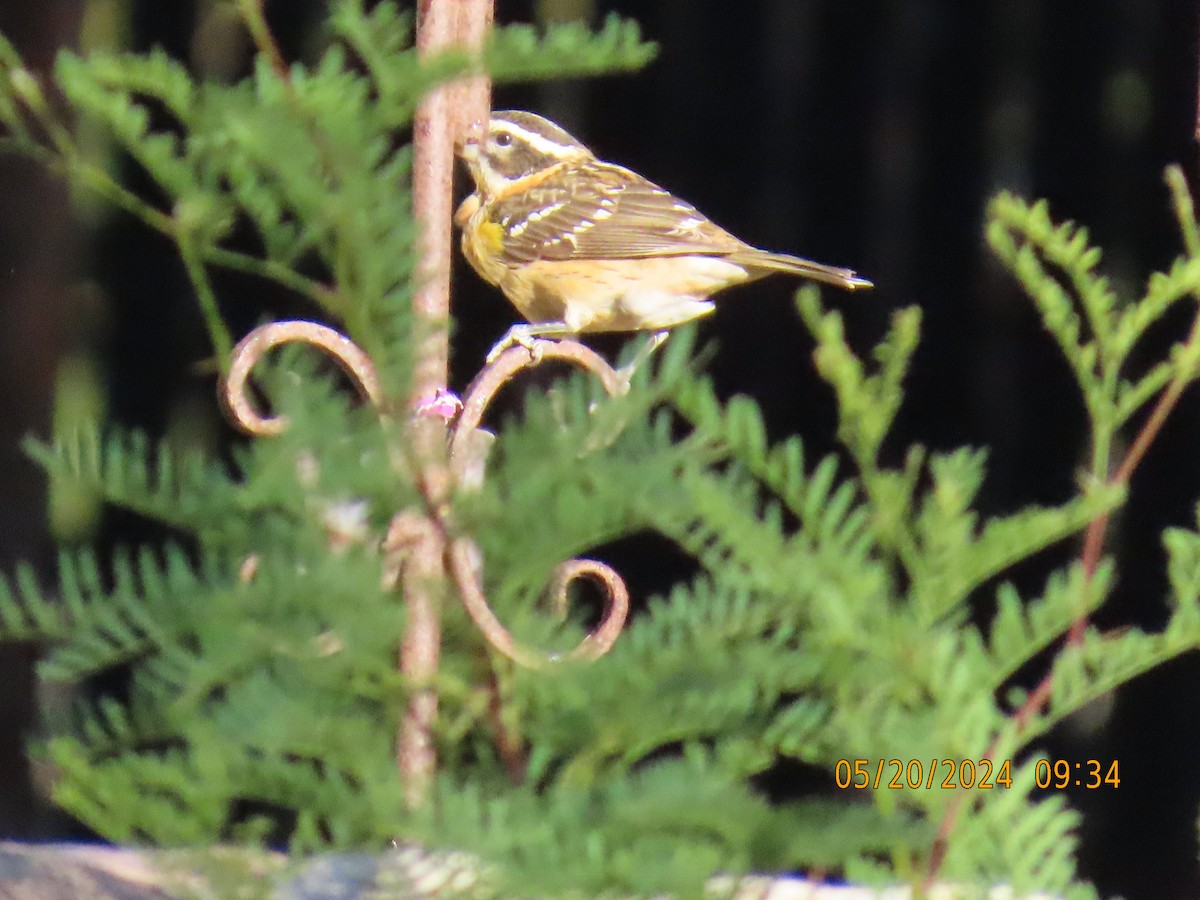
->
[{"left": 494, "top": 121, "right": 584, "bottom": 157}]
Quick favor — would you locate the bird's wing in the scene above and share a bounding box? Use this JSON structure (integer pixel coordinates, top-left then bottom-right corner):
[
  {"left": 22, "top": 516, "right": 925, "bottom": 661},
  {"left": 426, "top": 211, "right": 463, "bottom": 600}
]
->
[{"left": 492, "top": 161, "right": 745, "bottom": 264}]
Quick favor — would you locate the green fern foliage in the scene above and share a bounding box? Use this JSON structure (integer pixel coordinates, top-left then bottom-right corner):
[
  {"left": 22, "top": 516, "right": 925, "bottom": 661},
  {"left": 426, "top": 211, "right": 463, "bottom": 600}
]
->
[
  {"left": 5, "top": 2, "right": 1200, "bottom": 897},
  {"left": 987, "top": 185, "right": 1200, "bottom": 466}
]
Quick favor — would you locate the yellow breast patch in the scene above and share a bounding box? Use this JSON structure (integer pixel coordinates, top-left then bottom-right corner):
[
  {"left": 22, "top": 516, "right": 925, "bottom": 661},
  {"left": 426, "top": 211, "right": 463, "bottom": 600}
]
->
[{"left": 479, "top": 220, "right": 506, "bottom": 255}]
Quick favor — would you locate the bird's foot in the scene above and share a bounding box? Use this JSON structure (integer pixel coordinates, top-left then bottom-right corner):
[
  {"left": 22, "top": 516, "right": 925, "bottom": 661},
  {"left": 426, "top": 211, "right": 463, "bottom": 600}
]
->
[{"left": 486, "top": 325, "right": 553, "bottom": 364}]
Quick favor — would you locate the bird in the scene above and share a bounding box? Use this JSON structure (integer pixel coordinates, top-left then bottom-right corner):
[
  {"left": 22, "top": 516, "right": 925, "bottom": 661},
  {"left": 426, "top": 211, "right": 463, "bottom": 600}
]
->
[{"left": 454, "top": 110, "right": 872, "bottom": 362}]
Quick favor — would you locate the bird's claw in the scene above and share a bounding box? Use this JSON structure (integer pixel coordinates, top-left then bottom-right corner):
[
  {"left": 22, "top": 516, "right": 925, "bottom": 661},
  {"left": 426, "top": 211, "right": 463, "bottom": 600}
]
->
[{"left": 486, "top": 327, "right": 547, "bottom": 364}]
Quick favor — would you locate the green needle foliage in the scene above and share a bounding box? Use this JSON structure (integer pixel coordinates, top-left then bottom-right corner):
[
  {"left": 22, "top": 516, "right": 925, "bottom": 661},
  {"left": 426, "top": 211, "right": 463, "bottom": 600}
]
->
[{"left": 3, "top": 3, "right": 1200, "bottom": 897}]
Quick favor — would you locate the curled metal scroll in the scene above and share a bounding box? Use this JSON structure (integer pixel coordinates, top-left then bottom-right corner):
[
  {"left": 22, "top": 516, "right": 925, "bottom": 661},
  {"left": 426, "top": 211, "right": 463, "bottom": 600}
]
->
[
  {"left": 448, "top": 341, "right": 631, "bottom": 667},
  {"left": 222, "top": 321, "right": 382, "bottom": 436},
  {"left": 219, "top": 323, "right": 630, "bottom": 668}
]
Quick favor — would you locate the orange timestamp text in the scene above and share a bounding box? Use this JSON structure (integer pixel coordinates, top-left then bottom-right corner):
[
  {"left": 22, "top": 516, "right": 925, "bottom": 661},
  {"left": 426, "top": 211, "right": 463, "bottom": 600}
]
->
[
  {"left": 1034, "top": 759, "right": 1120, "bottom": 789},
  {"left": 835, "top": 758, "right": 1014, "bottom": 790}
]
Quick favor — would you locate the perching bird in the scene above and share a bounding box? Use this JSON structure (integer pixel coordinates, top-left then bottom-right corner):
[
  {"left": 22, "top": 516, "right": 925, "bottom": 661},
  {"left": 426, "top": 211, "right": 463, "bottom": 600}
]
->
[{"left": 455, "top": 110, "right": 871, "bottom": 361}]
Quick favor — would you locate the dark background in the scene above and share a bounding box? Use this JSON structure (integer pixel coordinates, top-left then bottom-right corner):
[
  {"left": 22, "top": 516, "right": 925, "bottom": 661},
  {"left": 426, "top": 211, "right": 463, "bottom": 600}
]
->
[{"left": 2, "top": 1, "right": 1199, "bottom": 896}]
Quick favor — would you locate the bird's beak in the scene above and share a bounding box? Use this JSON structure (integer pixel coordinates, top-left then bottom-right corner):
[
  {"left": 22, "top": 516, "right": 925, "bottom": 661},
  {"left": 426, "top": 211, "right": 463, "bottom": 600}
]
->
[
  {"left": 458, "top": 139, "right": 481, "bottom": 163},
  {"left": 456, "top": 115, "right": 485, "bottom": 161}
]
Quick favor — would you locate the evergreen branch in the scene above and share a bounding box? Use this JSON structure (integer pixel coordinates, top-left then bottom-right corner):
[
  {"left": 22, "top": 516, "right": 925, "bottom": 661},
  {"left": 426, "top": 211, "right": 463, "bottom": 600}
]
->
[
  {"left": 56, "top": 153, "right": 176, "bottom": 234},
  {"left": 0, "top": 59, "right": 177, "bottom": 236},
  {"left": 1079, "top": 265, "right": 1200, "bottom": 597},
  {"left": 987, "top": 193, "right": 1118, "bottom": 373},
  {"left": 0, "top": 31, "right": 23, "bottom": 81},
  {"left": 484, "top": 15, "right": 658, "bottom": 83},
  {"left": 0, "top": 72, "right": 33, "bottom": 141},
  {"left": 329, "top": 2, "right": 413, "bottom": 100},
  {"left": 945, "top": 767, "right": 1083, "bottom": 895},
  {"left": 795, "top": 287, "right": 923, "bottom": 569},
  {"left": 1167, "top": 164, "right": 1200, "bottom": 256},
  {"left": 235, "top": 0, "right": 291, "bottom": 83},
  {"left": 671, "top": 372, "right": 874, "bottom": 561},
  {"left": 1116, "top": 256, "right": 1200, "bottom": 360},
  {"left": 1016, "top": 614, "right": 1200, "bottom": 746},
  {"left": 72, "top": 48, "right": 196, "bottom": 125},
  {"left": 671, "top": 466, "right": 805, "bottom": 592},
  {"left": 47, "top": 739, "right": 227, "bottom": 845},
  {"left": 5, "top": 106, "right": 337, "bottom": 316},
  {"left": 178, "top": 231, "right": 234, "bottom": 371},
  {"left": 985, "top": 206, "right": 1102, "bottom": 417},
  {"left": 205, "top": 246, "right": 340, "bottom": 310},
  {"left": 909, "top": 455, "right": 1122, "bottom": 622},
  {"left": 4, "top": 64, "right": 77, "bottom": 163},
  {"left": 796, "top": 286, "right": 921, "bottom": 466},
  {"left": 22, "top": 428, "right": 240, "bottom": 535},
  {"left": 337, "top": 12, "right": 655, "bottom": 129},
  {"left": 1114, "top": 360, "right": 1174, "bottom": 427},
  {"left": 929, "top": 179, "right": 1200, "bottom": 887},
  {"left": 56, "top": 53, "right": 201, "bottom": 200},
  {"left": 1164, "top": 521, "right": 1200, "bottom": 620},
  {"left": 348, "top": 11, "right": 655, "bottom": 127},
  {"left": 41, "top": 548, "right": 160, "bottom": 683},
  {"left": 0, "top": 134, "right": 50, "bottom": 162},
  {"left": 39, "top": 51, "right": 352, "bottom": 316},
  {"left": 0, "top": 562, "right": 66, "bottom": 641},
  {"left": 983, "top": 562, "right": 1112, "bottom": 691}
]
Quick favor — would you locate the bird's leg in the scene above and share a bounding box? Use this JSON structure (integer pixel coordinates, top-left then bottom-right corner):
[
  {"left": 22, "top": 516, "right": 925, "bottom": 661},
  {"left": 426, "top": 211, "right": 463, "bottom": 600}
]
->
[
  {"left": 615, "top": 331, "right": 669, "bottom": 393},
  {"left": 486, "top": 322, "right": 577, "bottom": 364}
]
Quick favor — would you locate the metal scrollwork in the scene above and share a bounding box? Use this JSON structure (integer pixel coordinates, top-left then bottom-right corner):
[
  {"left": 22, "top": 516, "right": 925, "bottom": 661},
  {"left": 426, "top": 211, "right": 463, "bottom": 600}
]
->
[{"left": 219, "top": 323, "right": 630, "bottom": 669}]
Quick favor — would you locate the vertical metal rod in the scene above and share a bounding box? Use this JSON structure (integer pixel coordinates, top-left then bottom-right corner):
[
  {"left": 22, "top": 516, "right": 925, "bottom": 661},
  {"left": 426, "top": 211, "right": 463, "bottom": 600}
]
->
[{"left": 401, "top": 0, "right": 493, "bottom": 809}]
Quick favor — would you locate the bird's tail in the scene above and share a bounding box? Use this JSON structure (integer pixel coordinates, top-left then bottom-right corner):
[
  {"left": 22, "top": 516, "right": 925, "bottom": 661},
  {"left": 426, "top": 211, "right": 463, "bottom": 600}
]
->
[{"left": 736, "top": 249, "right": 873, "bottom": 291}]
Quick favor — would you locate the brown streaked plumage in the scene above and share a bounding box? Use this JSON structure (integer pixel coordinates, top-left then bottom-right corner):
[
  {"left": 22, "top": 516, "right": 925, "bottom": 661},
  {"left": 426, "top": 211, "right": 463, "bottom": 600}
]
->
[{"left": 456, "top": 110, "right": 872, "bottom": 360}]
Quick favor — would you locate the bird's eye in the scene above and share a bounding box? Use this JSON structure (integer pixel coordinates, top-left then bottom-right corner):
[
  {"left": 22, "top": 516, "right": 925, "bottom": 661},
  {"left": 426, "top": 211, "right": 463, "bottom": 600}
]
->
[{"left": 494, "top": 132, "right": 514, "bottom": 149}]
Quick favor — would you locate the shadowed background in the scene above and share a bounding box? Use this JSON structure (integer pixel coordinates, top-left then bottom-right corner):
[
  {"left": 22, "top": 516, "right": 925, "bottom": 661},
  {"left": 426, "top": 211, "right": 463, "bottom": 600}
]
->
[{"left": 1, "top": 1, "right": 1198, "bottom": 896}]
